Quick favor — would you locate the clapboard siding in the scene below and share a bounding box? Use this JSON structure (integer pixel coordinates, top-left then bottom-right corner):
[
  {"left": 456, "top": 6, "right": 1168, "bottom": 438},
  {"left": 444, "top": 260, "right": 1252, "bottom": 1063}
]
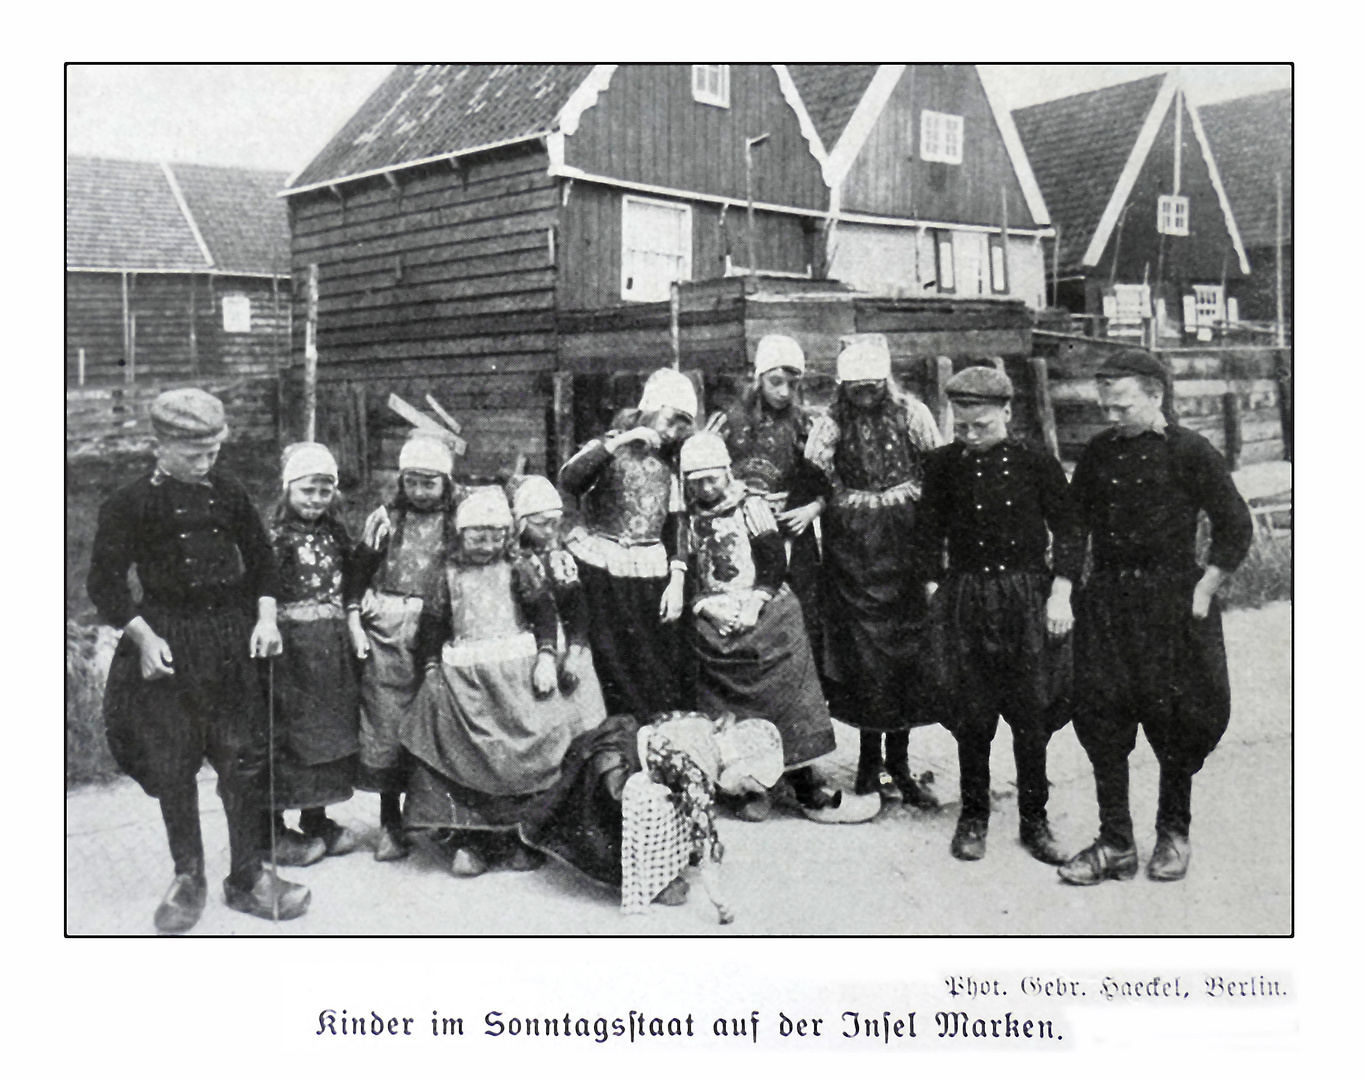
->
[
  {"left": 66, "top": 271, "right": 289, "bottom": 384},
  {"left": 557, "top": 180, "right": 819, "bottom": 310},
  {"left": 565, "top": 65, "right": 826, "bottom": 211},
  {"left": 842, "top": 65, "right": 1035, "bottom": 227}
]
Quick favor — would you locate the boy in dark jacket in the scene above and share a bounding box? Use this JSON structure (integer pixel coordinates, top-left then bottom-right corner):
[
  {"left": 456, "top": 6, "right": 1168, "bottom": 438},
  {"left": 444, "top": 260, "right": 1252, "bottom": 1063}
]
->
[
  {"left": 914, "top": 366, "right": 1081, "bottom": 865},
  {"left": 89, "top": 389, "right": 310, "bottom": 933}
]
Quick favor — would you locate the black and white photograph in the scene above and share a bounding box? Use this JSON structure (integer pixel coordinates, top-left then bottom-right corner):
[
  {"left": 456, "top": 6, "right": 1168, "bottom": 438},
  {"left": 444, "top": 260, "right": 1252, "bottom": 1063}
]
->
[{"left": 63, "top": 61, "right": 1293, "bottom": 942}]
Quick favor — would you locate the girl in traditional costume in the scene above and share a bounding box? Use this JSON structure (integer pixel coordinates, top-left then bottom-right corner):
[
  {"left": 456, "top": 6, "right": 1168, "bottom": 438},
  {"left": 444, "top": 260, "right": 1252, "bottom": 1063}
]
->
[
  {"left": 804, "top": 338, "right": 946, "bottom": 808},
  {"left": 720, "top": 334, "right": 831, "bottom": 675},
  {"left": 558, "top": 368, "right": 695, "bottom": 716},
  {"left": 401, "top": 487, "right": 596, "bottom": 878},
  {"left": 264, "top": 442, "right": 362, "bottom": 865},
  {"left": 508, "top": 473, "right": 608, "bottom": 725},
  {"left": 348, "top": 432, "right": 459, "bottom": 861},
  {"left": 679, "top": 431, "right": 851, "bottom": 820}
]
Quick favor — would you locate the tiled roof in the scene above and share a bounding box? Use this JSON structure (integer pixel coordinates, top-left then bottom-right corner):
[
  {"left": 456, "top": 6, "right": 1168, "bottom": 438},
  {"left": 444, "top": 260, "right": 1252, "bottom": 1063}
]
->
[
  {"left": 1013, "top": 74, "right": 1166, "bottom": 273},
  {"left": 66, "top": 157, "right": 207, "bottom": 271},
  {"left": 1199, "top": 89, "right": 1291, "bottom": 248},
  {"left": 786, "top": 64, "right": 880, "bottom": 151},
  {"left": 173, "top": 163, "right": 291, "bottom": 274},
  {"left": 288, "top": 63, "right": 597, "bottom": 191},
  {"left": 66, "top": 156, "right": 290, "bottom": 274}
]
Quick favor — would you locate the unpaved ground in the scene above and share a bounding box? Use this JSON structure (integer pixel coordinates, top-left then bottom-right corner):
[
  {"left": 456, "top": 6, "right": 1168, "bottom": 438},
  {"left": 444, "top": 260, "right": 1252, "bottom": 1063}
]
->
[{"left": 66, "top": 603, "right": 1291, "bottom": 936}]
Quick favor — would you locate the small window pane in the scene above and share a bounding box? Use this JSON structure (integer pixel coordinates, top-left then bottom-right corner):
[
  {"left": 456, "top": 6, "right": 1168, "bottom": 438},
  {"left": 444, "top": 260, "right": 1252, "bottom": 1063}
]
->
[
  {"left": 691, "top": 64, "right": 729, "bottom": 107},
  {"left": 921, "top": 110, "right": 963, "bottom": 164}
]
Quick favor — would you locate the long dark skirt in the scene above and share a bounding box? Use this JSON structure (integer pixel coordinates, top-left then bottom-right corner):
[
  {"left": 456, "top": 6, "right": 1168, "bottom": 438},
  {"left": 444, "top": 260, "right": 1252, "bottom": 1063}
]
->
[
  {"left": 821, "top": 496, "right": 938, "bottom": 732},
  {"left": 575, "top": 561, "right": 686, "bottom": 717},
  {"left": 692, "top": 586, "right": 837, "bottom": 768},
  {"left": 928, "top": 570, "right": 1072, "bottom": 735},
  {"left": 785, "top": 527, "right": 826, "bottom": 681},
  {"left": 518, "top": 715, "right": 642, "bottom": 886},
  {"left": 103, "top": 605, "right": 268, "bottom": 801},
  {"left": 403, "top": 759, "right": 538, "bottom": 831},
  {"left": 268, "top": 617, "right": 360, "bottom": 810}
]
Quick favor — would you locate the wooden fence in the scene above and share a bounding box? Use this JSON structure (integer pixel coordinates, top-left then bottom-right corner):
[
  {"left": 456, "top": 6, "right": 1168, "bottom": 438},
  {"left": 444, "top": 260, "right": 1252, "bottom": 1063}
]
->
[
  {"left": 1034, "top": 335, "right": 1291, "bottom": 468},
  {"left": 66, "top": 375, "right": 280, "bottom": 462}
]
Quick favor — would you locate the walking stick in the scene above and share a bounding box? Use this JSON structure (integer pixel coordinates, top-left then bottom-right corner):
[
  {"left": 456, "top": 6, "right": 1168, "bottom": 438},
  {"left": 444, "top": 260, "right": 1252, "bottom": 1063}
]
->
[{"left": 266, "top": 655, "right": 280, "bottom": 922}]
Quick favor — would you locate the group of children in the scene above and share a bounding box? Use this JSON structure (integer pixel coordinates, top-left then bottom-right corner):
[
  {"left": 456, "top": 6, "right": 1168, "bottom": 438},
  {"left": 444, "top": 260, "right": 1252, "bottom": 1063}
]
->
[{"left": 90, "top": 331, "right": 1254, "bottom": 933}]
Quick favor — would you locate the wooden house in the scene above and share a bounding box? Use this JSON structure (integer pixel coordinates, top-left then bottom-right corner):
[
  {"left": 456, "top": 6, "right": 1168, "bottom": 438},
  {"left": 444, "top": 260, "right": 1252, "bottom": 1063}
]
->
[
  {"left": 787, "top": 64, "right": 1053, "bottom": 308},
  {"left": 1013, "top": 72, "right": 1250, "bottom": 343},
  {"left": 282, "top": 64, "right": 1041, "bottom": 484},
  {"left": 66, "top": 156, "right": 292, "bottom": 385},
  {"left": 1199, "top": 89, "right": 1292, "bottom": 332}
]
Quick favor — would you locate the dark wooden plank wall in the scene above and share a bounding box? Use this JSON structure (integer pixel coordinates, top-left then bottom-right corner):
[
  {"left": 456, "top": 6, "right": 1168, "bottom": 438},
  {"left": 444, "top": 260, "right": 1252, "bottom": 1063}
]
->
[
  {"left": 286, "top": 144, "right": 559, "bottom": 478},
  {"left": 1094, "top": 98, "right": 1242, "bottom": 292},
  {"left": 66, "top": 272, "right": 289, "bottom": 384},
  {"left": 565, "top": 64, "right": 827, "bottom": 210},
  {"left": 556, "top": 181, "right": 818, "bottom": 310},
  {"left": 842, "top": 65, "right": 1035, "bottom": 227}
]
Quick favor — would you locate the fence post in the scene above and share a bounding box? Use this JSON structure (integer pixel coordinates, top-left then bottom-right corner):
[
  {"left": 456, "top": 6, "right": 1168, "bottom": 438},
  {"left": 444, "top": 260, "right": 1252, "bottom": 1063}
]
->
[
  {"left": 304, "top": 264, "right": 319, "bottom": 442},
  {"left": 1221, "top": 355, "right": 1243, "bottom": 471},
  {"left": 928, "top": 356, "right": 954, "bottom": 442},
  {"left": 1029, "top": 355, "right": 1060, "bottom": 460},
  {"left": 552, "top": 371, "right": 575, "bottom": 484}
]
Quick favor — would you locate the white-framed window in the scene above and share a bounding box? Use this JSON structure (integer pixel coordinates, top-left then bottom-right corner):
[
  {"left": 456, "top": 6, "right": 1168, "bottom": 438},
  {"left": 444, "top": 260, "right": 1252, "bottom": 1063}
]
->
[
  {"left": 920, "top": 110, "right": 964, "bottom": 165},
  {"left": 621, "top": 195, "right": 692, "bottom": 303},
  {"left": 1191, "top": 284, "right": 1225, "bottom": 326},
  {"left": 1111, "top": 283, "right": 1152, "bottom": 325},
  {"left": 1158, "top": 194, "right": 1189, "bottom": 236},
  {"left": 222, "top": 294, "right": 252, "bottom": 333},
  {"left": 691, "top": 65, "right": 730, "bottom": 108}
]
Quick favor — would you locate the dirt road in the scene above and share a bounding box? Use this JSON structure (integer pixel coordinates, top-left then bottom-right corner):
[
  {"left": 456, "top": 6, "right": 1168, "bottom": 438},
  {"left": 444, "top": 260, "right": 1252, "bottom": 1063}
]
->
[{"left": 66, "top": 602, "right": 1290, "bottom": 936}]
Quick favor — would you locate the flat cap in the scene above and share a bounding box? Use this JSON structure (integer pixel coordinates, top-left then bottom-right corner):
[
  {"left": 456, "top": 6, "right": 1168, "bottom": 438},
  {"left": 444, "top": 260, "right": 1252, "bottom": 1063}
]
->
[
  {"left": 946, "top": 365, "right": 1013, "bottom": 403},
  {"left": 150, "top": 388, "right": 228, "bottom": 443},
  {"left": 1096, "top": 348, "right": 1170, "bottom": 381}
]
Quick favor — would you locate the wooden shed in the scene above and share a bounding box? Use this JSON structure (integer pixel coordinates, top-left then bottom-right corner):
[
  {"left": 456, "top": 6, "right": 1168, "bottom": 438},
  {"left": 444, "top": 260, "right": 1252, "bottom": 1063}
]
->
[
  {"left": 282, "top": 64, "right": 1042, "bottom": 484},
  {"left": 66, "top": 156, "right": 292, "bottom": 385},
  {"left": 1013, "top": 73, "right": 1250, "bottom": 343},
  {"left": 1199, "top": 89, "right": 1292, "bottom": 333},
  {"left": 788, "top": 64, "right": 1054, "bottom": 307}
]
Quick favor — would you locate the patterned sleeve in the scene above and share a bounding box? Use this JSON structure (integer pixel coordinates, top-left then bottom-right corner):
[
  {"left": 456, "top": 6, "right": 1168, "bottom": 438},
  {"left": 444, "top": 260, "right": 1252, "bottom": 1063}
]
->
[
  {"left": 804, "top": 413, "right": 840, "bottom": 479},
  {"left": 904, "top": 396, "right": 945, "bottom": 452},
  {"left": 740, "top": 494, "right": 779, "bottom": 537}
]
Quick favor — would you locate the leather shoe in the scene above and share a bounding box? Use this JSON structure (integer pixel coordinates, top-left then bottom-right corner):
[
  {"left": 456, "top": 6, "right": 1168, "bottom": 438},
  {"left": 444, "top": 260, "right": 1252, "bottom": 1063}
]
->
[
  {"left": 1147, "top": 833, "right": 1191, "bottom": 882},
  {"left": 153, "top": 874, "right": 207, "bottom": 935},
  {"left": 951, "top": 816, "right": 988, "bottom": 861},
  {"left": 1020, "top": 820, "right": 1069, "bottom": 866},
  {"left": 854, "top": 757, "right": 885, "bottom": 797},
  {"left": 266, "top": 827, "right": 326, "bottom": 867},
  {"left": 373, "top": 825, "right": 410, "bottom": 862},
  {"left": 890, "top": 765, "right": 941, "bottom": 811},
  {"left": 1057, "top": 839, "right": 1138, "bottom": 885},
  {"left": 652, "top": 875, "right": 689, "bottom": 906},
  {"left": 223, "top": 870, "right": 310, "bottom": 921},
  {"left": 450, "top": 847, "right": 488, "bottom": 878}
]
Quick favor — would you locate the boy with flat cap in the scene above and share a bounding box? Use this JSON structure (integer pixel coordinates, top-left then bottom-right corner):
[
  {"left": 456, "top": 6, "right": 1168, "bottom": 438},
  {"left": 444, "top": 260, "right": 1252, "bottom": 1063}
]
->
[
  {"left": 89, "top": 388, "right": 310, "bottom": 932},
  {"left": 913, "top": 365, "right": 1081, "bottom": 865},
  {"left": 1059, "top": 349, "right": 1252, "bottom": 885}
]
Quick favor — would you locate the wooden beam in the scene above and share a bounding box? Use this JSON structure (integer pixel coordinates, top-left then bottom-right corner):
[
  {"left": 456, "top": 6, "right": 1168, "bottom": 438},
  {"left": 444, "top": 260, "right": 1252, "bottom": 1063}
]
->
[
  {"left": 304, "top": 264, "right": 319, "bottom": 441},
  {"left": 1029, "top": 355, "right": 1060, "bottom": 460},
  {"left": 121, "top": 271, "right": 132, "bottom": 384},
  {"left": 927, "top": 355, "right": 953, "bottom": 441},
  {"left": 552, "top": 372, "right": 574, "bottom": 483}
]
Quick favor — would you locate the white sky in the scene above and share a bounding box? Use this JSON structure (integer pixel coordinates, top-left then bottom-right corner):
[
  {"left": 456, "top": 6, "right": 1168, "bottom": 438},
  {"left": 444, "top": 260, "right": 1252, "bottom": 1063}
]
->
[{"left": 65, "top": 64, "right": 1291, "bottom": 175}]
